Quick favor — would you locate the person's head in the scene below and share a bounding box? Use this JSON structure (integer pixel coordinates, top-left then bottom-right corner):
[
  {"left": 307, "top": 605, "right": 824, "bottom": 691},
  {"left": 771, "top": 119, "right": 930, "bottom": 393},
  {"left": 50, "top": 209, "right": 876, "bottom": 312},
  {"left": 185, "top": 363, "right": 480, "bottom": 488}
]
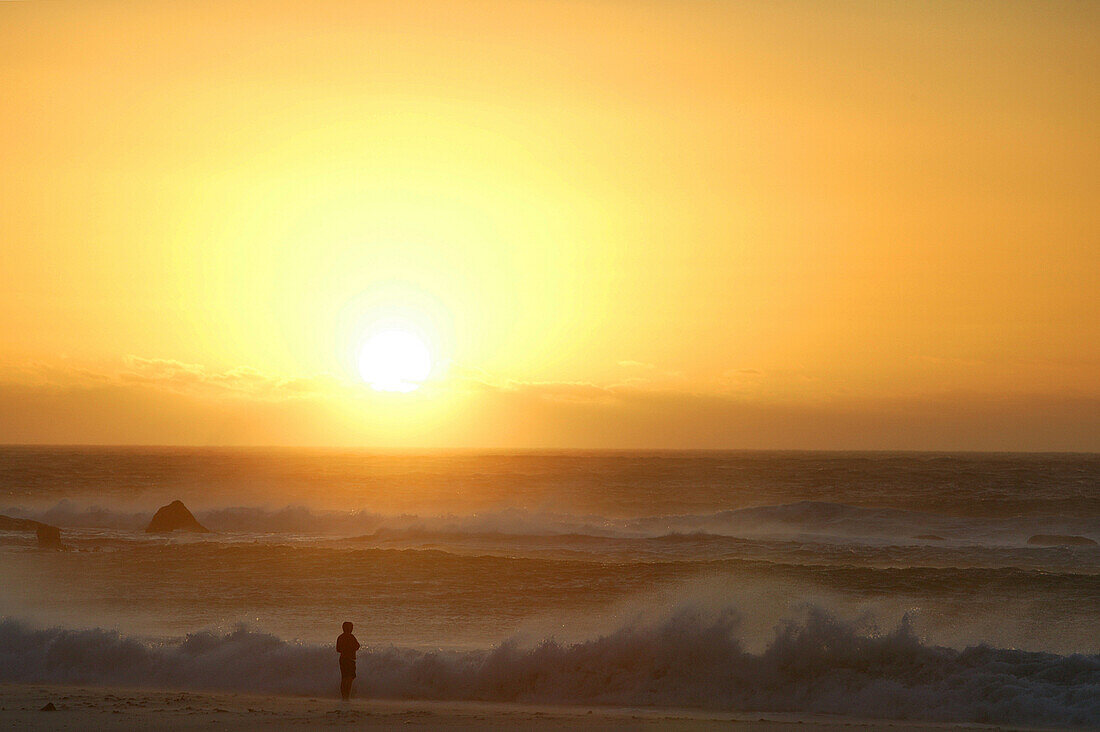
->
[{"left": 342, "top": 621, "right": 353, "bottom": 633}]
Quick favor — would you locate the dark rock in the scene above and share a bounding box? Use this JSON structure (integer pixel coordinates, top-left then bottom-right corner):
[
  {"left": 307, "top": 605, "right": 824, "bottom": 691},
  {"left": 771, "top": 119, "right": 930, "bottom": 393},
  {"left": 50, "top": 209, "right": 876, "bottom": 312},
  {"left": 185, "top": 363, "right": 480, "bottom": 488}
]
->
[
  {"left": 914, "top": 534, "right": 945, "bottom": 541},
  {"left": 1027, "top": 534, "right": 1097, "bottom": 547},
  {"left": 36, "top": 523, "right": 64, "bottom": 550},
  {"left": 145, "top": 500, "right": 210, "bottom": 533},
  {"left": 0, "top": 514, "right": 66, "bottom": 550},
  {"left": 0, "top": 514, "right": 40, "bottom": 532},
  {"left": 40, "top": 702, "right": 56, "bottom": 712}
]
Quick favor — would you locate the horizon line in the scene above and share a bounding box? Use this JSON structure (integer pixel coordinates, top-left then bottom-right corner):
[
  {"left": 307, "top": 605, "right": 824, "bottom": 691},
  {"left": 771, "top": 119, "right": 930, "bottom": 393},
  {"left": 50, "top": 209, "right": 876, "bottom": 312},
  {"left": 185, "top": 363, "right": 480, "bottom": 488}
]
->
[{"left": 0, "top": 443, "right": 1096, "bottom": 456}]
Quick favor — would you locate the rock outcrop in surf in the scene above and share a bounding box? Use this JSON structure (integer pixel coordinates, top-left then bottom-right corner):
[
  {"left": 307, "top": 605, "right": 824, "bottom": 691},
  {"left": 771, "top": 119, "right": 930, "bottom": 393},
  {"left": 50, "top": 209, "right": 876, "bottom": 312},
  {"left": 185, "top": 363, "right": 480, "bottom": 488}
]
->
[
  {"left": 1027, "top": 534, "right": 1097, "bottom": 547},
  {"left": 145, "top": 500, "right": 210, "bottom": 533},
  {"left": 0, "top": 514, "right": 66, "bottom": 550},
  {"left": 35, "top": 524, "right": 64, "bottom": 550},
  {"left": 0, "top": 514, "right": 39, "bottom": 532}
]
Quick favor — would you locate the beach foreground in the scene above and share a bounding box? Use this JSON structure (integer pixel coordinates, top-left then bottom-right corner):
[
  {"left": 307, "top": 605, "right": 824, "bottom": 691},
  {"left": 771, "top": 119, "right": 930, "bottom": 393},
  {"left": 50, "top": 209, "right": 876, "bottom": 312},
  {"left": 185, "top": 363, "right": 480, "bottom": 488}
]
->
[
  {"left": 0, "top": 683, "right": 1045, "bottom": 732},
  {"left": 4, "top": 452, "right": 1097, "bottom": 729}
]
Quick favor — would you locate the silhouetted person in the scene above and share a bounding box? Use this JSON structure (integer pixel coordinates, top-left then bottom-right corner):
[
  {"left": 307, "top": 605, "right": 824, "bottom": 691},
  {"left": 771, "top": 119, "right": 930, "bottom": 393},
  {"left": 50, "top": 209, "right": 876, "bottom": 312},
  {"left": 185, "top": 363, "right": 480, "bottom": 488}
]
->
[{"left": 336, "top": 621, "right": 360, "bottom": 701}]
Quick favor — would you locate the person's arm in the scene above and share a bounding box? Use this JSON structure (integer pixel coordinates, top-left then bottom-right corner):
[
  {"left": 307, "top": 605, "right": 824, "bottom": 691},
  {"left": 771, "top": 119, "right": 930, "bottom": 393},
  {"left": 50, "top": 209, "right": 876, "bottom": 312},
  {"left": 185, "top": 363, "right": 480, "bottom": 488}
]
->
[{"left": 352, "top": 636, "right": 361, "bottom": 652}]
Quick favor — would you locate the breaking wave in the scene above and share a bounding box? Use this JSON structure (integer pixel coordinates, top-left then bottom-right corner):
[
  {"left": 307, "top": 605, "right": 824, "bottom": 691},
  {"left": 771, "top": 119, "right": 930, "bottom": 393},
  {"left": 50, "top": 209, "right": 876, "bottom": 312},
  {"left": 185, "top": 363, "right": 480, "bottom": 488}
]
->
[
  {"left": 2, "top": 607, "right": 1097, "bottom": 727},
  {"left": 4, "top": 499, "right": 1098, "bottom": 547}
]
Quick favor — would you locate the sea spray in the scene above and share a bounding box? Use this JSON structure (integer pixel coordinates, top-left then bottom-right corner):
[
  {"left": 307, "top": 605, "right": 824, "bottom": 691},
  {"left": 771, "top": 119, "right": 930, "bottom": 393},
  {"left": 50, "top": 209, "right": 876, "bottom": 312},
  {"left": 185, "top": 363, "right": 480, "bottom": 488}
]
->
[
  {"left": 2, "top": 606, "right": 1097, "bottom": 726},
  {"left": 3, "top": 450, "right": 1097, "bottom": 728},
  {"left": 5, "top": 500, "right": 1098, "bottom": 546}
]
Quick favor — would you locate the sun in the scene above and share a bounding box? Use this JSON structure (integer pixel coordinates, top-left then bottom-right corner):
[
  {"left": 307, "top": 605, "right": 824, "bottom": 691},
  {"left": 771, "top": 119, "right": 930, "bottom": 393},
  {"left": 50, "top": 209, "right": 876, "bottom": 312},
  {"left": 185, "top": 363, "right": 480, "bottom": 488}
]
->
[{"left": 358, "top": 330, "right": 433, "bottom": 392}]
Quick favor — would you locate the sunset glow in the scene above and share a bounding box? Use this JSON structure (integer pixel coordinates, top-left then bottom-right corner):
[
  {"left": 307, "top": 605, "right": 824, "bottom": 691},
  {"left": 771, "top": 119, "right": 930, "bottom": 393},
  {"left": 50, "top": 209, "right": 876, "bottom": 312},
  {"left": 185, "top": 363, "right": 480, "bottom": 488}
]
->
[
  {"left": 358, "top": 330, "right": 433, "bottom": 392},
  {"left": 1, "top": 4, "right": 1097, "bottom": 726},
  {"left": 0, "top": 1, "right": 1096, "bottom": 449}
]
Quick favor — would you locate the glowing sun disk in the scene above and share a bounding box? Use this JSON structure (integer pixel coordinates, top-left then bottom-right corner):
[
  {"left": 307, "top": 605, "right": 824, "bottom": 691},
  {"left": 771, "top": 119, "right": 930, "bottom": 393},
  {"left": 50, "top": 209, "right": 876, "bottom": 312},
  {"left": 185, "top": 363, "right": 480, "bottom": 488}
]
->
[{"left": 358, "top": 330, "right": 432, "bottom": 392}]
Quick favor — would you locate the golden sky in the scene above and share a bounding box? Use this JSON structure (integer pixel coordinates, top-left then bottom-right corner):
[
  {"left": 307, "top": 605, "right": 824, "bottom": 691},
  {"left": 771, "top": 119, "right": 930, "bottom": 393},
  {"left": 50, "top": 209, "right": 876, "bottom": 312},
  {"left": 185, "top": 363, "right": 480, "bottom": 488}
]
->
[{"left": 1, "top": 1, "right": 1097, "bottom": 449}]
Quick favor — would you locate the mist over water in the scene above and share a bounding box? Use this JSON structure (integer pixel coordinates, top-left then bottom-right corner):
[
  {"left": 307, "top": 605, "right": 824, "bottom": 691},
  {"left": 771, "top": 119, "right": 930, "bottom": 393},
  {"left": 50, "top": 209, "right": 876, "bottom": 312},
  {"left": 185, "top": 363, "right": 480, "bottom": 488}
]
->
[
  {"left": 3, "top": 446, "right": 1096, "bottom": 517},
  {"left": 3, "top": 608, "right": 1098, "bottom": 727},
  {"left": 1, "top": 448, "right": 1098, "bottom": 725}
]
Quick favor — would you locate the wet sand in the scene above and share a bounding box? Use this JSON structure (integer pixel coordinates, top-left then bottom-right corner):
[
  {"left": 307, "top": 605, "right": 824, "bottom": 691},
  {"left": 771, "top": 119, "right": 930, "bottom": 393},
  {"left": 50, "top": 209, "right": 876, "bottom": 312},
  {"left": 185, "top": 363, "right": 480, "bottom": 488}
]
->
[{"left": 0, "top": 683, "right": 1047, "bottom": 731}]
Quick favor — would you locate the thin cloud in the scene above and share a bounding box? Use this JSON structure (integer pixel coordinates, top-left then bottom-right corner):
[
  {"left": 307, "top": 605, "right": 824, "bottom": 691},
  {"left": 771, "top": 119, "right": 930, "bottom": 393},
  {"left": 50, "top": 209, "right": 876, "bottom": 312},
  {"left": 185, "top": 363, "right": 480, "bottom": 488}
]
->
[
  {"left": 1, "top": 358, "right": 1097, "bottom": 450},
  {"left": 120, "top": 356, "right": 325, "bottom": 398},
  {"left": 497, "top": 379, "right": 618, "bottom": 404}
]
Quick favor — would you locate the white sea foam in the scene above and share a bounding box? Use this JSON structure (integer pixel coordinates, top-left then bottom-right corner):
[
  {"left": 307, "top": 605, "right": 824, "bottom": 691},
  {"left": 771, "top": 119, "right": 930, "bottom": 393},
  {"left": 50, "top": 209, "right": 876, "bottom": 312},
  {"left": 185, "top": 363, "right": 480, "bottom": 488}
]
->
[
  {"left": 5, "top": 499, "right": 1097, "bottom": 547},
  {"left": 1, "top": 606, "right": 1097, "bottom": 726}
]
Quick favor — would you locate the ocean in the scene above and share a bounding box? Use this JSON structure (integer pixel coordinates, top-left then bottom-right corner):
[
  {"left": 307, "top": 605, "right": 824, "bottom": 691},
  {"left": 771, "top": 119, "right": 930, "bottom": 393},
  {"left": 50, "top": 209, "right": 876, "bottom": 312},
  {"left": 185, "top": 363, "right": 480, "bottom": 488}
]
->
[{"left": 1, "top": 447, "right": 1098, "bottom": 726}]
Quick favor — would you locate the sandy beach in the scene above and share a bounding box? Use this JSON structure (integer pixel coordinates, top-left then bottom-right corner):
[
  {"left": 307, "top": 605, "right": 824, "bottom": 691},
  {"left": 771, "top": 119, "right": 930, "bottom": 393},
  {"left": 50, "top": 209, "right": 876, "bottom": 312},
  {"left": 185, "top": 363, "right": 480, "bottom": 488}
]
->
[{"left": 0, "top": 683, "right": 1049, "bottom": 731}]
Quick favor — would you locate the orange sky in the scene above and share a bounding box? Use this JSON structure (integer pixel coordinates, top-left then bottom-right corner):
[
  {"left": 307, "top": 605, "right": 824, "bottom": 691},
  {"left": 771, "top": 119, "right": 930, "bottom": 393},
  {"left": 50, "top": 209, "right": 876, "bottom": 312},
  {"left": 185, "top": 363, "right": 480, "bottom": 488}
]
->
[{"left": 1, "top": 1, "right": 1097, "bottom": 449}]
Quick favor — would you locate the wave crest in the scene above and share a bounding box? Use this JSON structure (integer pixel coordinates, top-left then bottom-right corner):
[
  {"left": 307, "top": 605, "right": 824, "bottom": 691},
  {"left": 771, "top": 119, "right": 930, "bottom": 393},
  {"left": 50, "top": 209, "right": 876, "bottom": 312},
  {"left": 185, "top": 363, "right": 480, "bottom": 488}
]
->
[
  {"left": 5, "top": 499, "right": 1097, "bottom": 547},
  {"left": 2, "top": 607, "right": 1097, "bottom": 726}
]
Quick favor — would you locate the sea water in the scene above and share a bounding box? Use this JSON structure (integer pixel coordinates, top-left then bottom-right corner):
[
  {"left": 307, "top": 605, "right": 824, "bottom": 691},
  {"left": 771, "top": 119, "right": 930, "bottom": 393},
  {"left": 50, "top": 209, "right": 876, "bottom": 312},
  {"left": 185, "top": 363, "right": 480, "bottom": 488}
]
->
[{"left": 1, "top": 448, "right": 1097, "bottom": 725}]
